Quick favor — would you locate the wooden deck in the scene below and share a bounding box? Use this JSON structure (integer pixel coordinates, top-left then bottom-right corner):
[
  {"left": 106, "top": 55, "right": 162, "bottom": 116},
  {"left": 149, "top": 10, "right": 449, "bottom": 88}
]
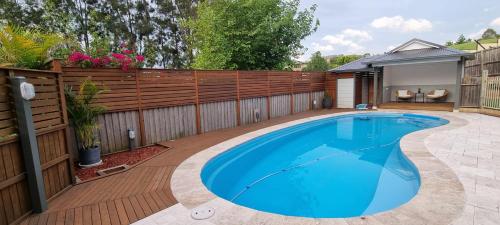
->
[
  {"left": 20, "top": 109, "right": 350, "bottom": 225},
  {"left": 378, "top": 102, "right": 454, "bottom": 112}
]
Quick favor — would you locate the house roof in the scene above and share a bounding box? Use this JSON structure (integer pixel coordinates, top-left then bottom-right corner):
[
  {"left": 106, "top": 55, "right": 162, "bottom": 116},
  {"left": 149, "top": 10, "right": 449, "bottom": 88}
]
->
[
  {"left": 330, "top": 38, "right": 474, "bottom": 73},
  {"left": 328, "top": 55, "right": 381, "bottom": 72}
]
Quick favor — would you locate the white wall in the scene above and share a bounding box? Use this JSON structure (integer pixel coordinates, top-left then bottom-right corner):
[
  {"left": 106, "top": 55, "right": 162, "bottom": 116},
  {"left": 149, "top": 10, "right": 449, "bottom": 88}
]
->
[
  {"left": 382, "top": 61, "right": 459, "bottom": 102},
  {"left": 383, "top": 61, "right": 458, "bottom": 86}
]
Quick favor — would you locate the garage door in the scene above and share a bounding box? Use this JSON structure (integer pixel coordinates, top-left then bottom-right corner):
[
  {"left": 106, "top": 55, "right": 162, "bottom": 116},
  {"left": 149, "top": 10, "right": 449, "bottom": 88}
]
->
[{"left": 337, "top": 78, "right": 354, "bottom": 108}]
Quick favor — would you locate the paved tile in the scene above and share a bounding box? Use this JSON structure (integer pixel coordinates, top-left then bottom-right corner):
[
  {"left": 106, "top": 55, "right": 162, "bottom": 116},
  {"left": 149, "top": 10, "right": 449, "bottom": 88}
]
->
[
  {"left": 427, "top": 113, "right": 500, "bottom": 225},
  {"left": 133, "top": 111, "right": 500, "bottom": 225}
]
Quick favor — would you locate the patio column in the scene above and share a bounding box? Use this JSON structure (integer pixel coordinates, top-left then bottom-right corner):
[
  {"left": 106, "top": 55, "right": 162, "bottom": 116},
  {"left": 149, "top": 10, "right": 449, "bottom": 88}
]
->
[
  {"left": 454, "top": 59, "right": 464, "bottom": 110},
  {"left": 373, "top": 69, "right": 378, "bottom": 108}
]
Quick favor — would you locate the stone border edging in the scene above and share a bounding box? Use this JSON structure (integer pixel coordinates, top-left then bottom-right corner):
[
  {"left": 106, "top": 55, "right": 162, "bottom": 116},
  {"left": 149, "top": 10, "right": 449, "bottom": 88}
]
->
[{"left": 170, "top": 111, "right": 468, "bottom": 225}]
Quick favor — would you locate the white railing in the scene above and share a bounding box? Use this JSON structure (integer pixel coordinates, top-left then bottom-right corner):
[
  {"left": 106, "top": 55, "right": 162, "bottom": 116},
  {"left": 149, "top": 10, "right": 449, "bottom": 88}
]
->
[{"left": 483, "top": 76, "right": 500, "bottom": 110}]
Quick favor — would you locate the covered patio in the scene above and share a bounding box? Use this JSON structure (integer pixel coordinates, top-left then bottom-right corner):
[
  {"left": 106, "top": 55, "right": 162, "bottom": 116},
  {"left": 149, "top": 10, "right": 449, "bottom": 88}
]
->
[{"left": 330, "top": 39, "right": 474, "bottom": 111}]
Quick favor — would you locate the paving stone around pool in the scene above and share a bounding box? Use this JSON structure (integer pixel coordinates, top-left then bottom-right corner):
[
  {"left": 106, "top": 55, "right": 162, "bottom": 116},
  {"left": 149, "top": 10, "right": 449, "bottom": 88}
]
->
[{"left": 132, "top": 110, "right": 500, "bottom": 225}]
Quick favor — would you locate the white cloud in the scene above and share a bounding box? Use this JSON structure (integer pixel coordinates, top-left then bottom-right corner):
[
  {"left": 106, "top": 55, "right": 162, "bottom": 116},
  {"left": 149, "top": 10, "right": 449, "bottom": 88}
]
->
[
  {"left": 468, "top": 28, "right": 487, "bottom": 39},
  {"left": 319, "top": 28, "right": 372, "bottom": 53},
  {"left": 491, "top": 17, "right": 500, "bottom": 27},
  {"left": 342, "top": 29, "right": 373, "bottom": 41},
  {"left": 371, "top": 16, "right": 433, "bottom": 32},
  {"left": 311, "top": 42, "right": 335, "bottom": 52}
]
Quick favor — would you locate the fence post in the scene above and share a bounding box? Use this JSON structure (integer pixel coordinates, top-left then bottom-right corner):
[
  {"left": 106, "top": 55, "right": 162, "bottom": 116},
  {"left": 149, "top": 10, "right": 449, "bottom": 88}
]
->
[
  {"left": 290, "top": 72, "right": 294, "bottom": 114},
  {"left": 308, "top": 73, "right": 313, "bottom": 110},
  {"left": 10, "top": 76, "right": 48, "bottom": 213},
  {"left": 266, "top": 71, "right": 271, "bottom": 119},
  {"left": 56, "top": 73, "right": 77, "bottom": 184},
  {"left": 373, "top": 70, "right": 379, "bottom": 109},
  {"left": 194, "top": 71, "right": 202, "bottom": 134},
  {"left": 455, "top": 60, "right": 464, "bottom": 110},
  {"left": 236, "top": 71, "right": 241, "bottom": 126},
  {"left": 480, "top": 69, "right": 489, "bottom": 109},
  {"left": 135, "top": 70, "right": 146, "bottom": 146}
]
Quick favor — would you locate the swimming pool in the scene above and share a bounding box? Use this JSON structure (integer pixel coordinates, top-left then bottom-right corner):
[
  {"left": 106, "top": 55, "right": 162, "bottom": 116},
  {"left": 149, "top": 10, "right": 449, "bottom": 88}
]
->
[{"left": 201, "top": 113, "right": 448, "bottom": 218}]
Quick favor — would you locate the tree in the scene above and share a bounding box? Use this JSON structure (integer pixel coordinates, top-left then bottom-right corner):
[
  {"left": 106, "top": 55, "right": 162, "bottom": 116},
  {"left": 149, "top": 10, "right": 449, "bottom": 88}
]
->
[
  {"left": 186, "top": 0, "right": 319, "bottom": 70},
  {"left": 303, "top": 51, "right": 329, "bottom": 72},
  {"left": 330, "top": 55, "right": 362, "bottom": 69},
  {"left": 0, "top": 0, "right": 44, "bottom": 29},
  {"left": 482, "top": 28, "right": 498, "bottom": 39},
  {"left": 456, "top": 34, "right": 467, "bottom": 44},
  {"left": 0, "top": 0, "right": 198, "bottom": 68},
  {"left": 445, "top": 40, "right": 454, "bottom": 46}
]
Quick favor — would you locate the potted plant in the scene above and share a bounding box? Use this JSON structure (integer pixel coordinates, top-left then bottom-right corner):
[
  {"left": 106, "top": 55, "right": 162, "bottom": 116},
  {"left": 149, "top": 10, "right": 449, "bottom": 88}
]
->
[
  {"left": 64, "top": 80, "right": 106, "bottom": 167},
  {"left": 322, "top": 93, "right": 333, "bottom": 109}
]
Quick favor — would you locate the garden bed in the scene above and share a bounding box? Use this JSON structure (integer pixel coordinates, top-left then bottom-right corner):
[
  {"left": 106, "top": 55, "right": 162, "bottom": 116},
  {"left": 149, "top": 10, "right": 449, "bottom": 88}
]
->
[{"left": 75, "top": 145, "right": 169, "bottom": 182}]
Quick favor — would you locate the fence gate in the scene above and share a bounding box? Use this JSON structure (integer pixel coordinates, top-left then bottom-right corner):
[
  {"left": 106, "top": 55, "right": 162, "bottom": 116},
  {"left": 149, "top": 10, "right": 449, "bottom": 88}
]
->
[
  {"left": 461, "top": 51, "right": 482, "bottom": 107},
  {"left": 483, "top": 76, "right": 500, "bottom": 110},
  {"left": 461, "top": 47, "right": 500, "bottom": 108},
  {"left": 0, "top": 69, "right": 73, "bottom": 225}
]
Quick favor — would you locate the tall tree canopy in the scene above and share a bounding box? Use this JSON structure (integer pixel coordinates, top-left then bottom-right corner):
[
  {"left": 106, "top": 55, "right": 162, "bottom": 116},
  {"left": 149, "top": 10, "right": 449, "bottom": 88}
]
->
[
  {"left": 456, "top": 34, "right": 468, "bottom": 44},
  {"left": 482, "top": 28, "right": 498, "bottom": 39},
  {"left": 329, "top": 55, "right": 362, "bottom": 69},
  {"left": 186, "top": 0, "right": 319, "bottom": 70},
  {"left": 0, "top": 0, "right": 197, "bottom": 68},
  {"left": 303, "top": 51, "right": 329, "bottom": 72}
]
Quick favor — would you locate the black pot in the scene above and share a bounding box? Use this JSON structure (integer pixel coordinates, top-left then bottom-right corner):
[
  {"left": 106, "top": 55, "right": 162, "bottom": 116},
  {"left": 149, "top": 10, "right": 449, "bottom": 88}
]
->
[
  {"left": 78, "top": 146, "right": 101, "bottom": 166},
  {"left": 322, "top": 97, "right": 333, "bottom": 109}
]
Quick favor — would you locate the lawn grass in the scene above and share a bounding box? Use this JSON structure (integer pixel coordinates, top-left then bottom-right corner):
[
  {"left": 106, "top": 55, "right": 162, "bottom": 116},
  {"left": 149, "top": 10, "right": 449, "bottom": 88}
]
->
[{"left": 449, "top": 38, "right": 499, "bottom": 50}]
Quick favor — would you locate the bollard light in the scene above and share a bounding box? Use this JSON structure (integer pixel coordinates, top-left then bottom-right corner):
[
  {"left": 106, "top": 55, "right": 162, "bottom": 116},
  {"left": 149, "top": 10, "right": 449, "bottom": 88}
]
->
[
  {"left": 128, "top": 129, "right": 136, "bottom": 151},
  {"left": 20, "top": 82, "right": 36, "bottom": 100}
]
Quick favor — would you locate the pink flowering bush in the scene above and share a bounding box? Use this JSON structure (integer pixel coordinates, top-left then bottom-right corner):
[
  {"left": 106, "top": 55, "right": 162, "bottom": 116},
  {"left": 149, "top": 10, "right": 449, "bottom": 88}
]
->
[{"left": 67, "top": 43, "right": 145, "bottom": 71}]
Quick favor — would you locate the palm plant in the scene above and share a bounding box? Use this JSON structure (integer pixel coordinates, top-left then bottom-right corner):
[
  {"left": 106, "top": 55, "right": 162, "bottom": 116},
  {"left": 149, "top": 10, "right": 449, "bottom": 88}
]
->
[
  {"left": 0, "top": 25, "right": 65, "bottom": 69},
  {"left": 64, "top": 80, "right": 106, "bottom": 151}
]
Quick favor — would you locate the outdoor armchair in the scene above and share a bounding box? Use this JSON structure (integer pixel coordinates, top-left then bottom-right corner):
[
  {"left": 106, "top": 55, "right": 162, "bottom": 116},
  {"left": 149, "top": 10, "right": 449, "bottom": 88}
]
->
[
  {"left": 396, "top": 90, "right": 415, "bottom": 102},
  {"left": 426, "top": 89, "right": 448, "bottom": 102}
]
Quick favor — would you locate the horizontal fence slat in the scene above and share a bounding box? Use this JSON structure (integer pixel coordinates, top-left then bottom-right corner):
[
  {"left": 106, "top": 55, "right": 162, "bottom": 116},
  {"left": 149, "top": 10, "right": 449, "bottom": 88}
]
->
[{"left": 0, "top": 68, "right": 72, "bottom": 225}]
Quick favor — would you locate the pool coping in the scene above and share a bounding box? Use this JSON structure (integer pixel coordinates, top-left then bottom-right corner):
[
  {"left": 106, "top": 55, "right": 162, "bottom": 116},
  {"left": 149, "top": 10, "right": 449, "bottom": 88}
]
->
[{"left": 169, "top": 111, "right": 468, "bottom": 225}]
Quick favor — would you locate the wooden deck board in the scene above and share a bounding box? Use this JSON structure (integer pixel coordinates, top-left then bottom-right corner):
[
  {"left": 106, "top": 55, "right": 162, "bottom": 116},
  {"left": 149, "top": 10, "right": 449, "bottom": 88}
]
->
[
  {"left": 105, "top": 201, "right": 120, "bottom": 225},
  {"left": 72, "top": 208, "right": 82, "bottom": 225},
  {"left": 120, "top": 198, "right": 137, "bottom": 223},
  {"left": 379, "top": 102, "right": 454, "bottom": 112},
  {"left": 113, "top": 199, "right": 129, "bottom": 225},
  {"left": 21, "top": 109, "right": 349, "bottom": 225},
  {"left": 97, "top": 203, "right": 110, "bottom": 225}
]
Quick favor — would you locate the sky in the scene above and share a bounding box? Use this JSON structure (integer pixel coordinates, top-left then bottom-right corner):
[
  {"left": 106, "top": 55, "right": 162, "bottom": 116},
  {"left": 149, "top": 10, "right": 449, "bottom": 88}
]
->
[{"left": 297, "top": 0, "right": 500, "bottom": 61}]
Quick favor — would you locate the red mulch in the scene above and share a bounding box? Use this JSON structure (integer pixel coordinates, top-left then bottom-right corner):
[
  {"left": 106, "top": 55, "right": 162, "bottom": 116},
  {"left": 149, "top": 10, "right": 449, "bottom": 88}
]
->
[{"left": 75, "top": 145, "right": 167, "bottom": 181}]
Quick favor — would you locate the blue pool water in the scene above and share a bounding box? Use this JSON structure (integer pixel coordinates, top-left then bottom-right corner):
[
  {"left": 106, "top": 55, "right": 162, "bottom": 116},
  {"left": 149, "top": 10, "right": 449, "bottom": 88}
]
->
[{"left": 201, "top": 113, "right": 448, "bottom": 218}]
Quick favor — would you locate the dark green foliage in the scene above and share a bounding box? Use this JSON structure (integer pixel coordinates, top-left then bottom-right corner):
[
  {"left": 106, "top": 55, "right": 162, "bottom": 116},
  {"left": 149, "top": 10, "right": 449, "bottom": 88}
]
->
[
  {"left": 456, "top": 34, "right": 468, "bottom": 45},
  {"left": 303, "top": 51, "right": 329, "bottom": 72},
  {"left": 329, "top": 55, "right": 362, "bottom": 69},
  {"left": 0, "top": 0, "right": 197, "bottom": 68},
  {"left": 186, "top": 0, "right": 319, "bottom": 70},
  {"left": 482, "top": 28, "right": 498, "bottom": 39}
]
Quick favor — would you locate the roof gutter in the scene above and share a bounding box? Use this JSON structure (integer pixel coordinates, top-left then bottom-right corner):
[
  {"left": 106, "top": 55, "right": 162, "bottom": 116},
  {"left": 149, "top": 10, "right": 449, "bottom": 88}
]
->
[
  {"left": 365, "top": 53, "right": 474, "bottom": 67},
  {"left": 329, "top": 68, "right": 375, "bottom": 73}
]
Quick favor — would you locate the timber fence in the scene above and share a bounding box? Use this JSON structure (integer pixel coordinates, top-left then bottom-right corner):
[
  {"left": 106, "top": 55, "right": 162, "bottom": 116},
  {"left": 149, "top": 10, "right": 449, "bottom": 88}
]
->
[
  {"left": 461, "top": 47, "right": 500, "bottom": 108},
  {"left": 0, "top": 64, "right": 330, "bottom": 225},
  {"left": 61, "top": 67, "right": 328, "bottom": 155},
  {"left": 0, "top": 68, "right": 73, "bottom": 225}
]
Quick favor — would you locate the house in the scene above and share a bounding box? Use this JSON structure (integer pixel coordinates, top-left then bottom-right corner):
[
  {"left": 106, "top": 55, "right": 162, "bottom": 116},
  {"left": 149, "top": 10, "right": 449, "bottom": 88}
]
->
[{"left": 329, "top": 38, "right": 474, "bottom": 110}]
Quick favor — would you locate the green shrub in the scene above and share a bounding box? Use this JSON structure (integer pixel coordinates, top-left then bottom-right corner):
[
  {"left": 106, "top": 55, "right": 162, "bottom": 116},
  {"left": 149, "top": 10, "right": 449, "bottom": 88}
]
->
[
  {"left": 64, "top": 80, "right": 106, "bottom": 150},
  {"left": 0, "top": 25, "right": 65, "bottom": 69}
]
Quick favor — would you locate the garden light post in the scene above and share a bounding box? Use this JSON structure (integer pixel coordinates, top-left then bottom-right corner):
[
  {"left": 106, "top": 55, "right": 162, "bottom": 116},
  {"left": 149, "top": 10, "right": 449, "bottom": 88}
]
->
[{"left": 10, "top": 76, "right": 48, "bottom": 213}]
